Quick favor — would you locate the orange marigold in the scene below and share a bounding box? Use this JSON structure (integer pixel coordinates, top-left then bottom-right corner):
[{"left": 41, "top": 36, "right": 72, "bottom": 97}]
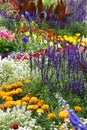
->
[
  {"left": 17, "top": 82, "right": 23, "bottom": 87},
  {"left": 10, "top": 83, "right": 17, "bottom": 89},
  {"left": 27, "top": 105, "right": 38, "bottom": 110},
  {"left": 59, "top": 111, "right": 68, "bottom": 119},
  {"left": 4, "top": 101, "right": 15, "bottom": 108},
  {"left": 47, "top": 113, "right": 56, "bottom": 120},
  {"left": 41, "top": 104, "right": 49, "bottom": 110},
  {"left": 22, "top": 96, "right": 31, "bottom": 102},
  {"left": 0, "top": 105, "right": 4, "bottom": 109},
  {"left": 1, "top": 85, "right": 8, "bottom": 90},
  {"left": 2, "top": 96, "right": 13, "bottom": 101},
  {"left": 74, "top": 106, "right": 82, "bottom": 112},
  {"left": 16, "top": 88, "right": 23, "bottom": 94},
  {"left": 29, "top": 97, "right": 38, "bottom": 104},
  {"left": 37, "top": 100, "right": 44, "bottom": 107}
]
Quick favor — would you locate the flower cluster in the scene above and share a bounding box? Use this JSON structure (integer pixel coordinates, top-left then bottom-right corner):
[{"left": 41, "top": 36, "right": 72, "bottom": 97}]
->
[
  {"left": 0, "top": 58, "right": 30, "bottom": 86},
  {"left": 0, "top": 29, "right": 16, "bottom": 42}
]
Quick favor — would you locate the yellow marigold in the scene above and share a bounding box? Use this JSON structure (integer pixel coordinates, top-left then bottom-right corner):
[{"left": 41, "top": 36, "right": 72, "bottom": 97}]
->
[
  {"left": 6, "top": 91, "right": 16, "bottom": 96},
  {"left": 2, "top": 96, "right": 13, "bottom": 101},
  {"left": 77, "top": 39, "right": 80, "bottom": 43},
  {"left": 17, "top": 82, "right": 23, "bottom": 87},
  {"left": 27, "top": 105, "right": 38, "bottom": 110},
  {"left": 41, "top": 104, "right": 49, "bottom": 110},
  {"left": 47, "top": 113, "right": 56, "bottom": 120},
  {"left": 59, "top": 111, "right": 68, "bottom": 119},
  {"left": 21, "top": 101, "right": 27, "bottom": 106},
  {"left": 74, "top": 106, "right": 82, "bottom": 112},
  {"left": 16, "top": 88, "right": 23, "bottom": 94},
  {"left": 72, "top": 39, "right": 77, "bottom": 45},
  {"left": 37, "top": 108, "right": 44, "bottom": 114},
  {"left": 22, "top": 95, "right": 31, "bottom": 102},
  {"left": 15, "top": 100, "right": 21, "bottom": 106},
  {"left": 25, "top": 79, "right": 31, "bottom": 84},
  {"left": 6, "top": 96, "right": 13, "bottom": 101},
  {"left": 0, "top": 91, "right": 6, "bottom": 98},
  {"left": 29, "top": 97, "right": 38, "bottom": 104},
  {"left": 37, "top": 100, "right": 44, "bottom": 107},
  {"left": 76, "top": 33, "right": 80, "bottom": 37}
]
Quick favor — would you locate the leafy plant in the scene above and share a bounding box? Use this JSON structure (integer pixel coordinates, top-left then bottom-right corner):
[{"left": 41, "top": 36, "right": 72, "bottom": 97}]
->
[{"left": 0, "top": 39, "right": 18, "bottom": 53}]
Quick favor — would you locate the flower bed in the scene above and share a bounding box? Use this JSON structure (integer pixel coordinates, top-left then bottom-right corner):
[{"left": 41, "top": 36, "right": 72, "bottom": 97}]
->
[{"left": 0, "top": 0, "right": 87, "bottom": 130}]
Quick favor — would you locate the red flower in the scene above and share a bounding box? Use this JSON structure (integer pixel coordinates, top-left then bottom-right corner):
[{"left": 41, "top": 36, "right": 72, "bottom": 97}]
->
[
  {"left": 21, "top": 27, "right": 28, "bottom": 33},
  {"left": 12, "top": 123, "right": 19, "bottom": 129}
]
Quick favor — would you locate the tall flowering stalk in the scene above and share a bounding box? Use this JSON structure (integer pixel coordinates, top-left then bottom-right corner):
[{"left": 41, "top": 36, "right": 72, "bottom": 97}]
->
[
  {"left": 25, "top": 11, "right": 32, "bottom": 37},
  {"left": 29, "top": 42, "right": 87, "bottom": 99}
]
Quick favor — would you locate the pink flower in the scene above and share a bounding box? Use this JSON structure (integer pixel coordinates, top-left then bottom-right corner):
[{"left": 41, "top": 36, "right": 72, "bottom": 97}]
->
[{"left": 0, "top": 0, "right": 3, "bottom": 5}]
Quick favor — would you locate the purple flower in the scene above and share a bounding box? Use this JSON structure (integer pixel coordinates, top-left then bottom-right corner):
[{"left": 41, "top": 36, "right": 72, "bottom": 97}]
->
[
  {"left": 69, "top": 111, "right": 81, "bottom": 128},
  {"left": 22, "top": 36, "right": 29, "bottom": 43},
  {"left": 25, "top": 12, "right": 30, "bottom": 22},
  {"left": 79, "top": 125, "right": 87, "bottom": 130}
]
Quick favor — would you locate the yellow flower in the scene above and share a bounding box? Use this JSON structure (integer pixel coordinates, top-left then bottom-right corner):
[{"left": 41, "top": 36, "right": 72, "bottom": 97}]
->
[
  {"left": 21, "top": 101, "right": 27, "bottom": 106},
  {"left": 33, "top": 34, "right": 37, "bottom": 40},
  {"left": 72, "top": 39, "right": 77, "bottom": 45},
  {"left": 37, "top": 108, "right": 44, "bottom": 114},
  {"left": 76, "top": 33, "right": 80, "bottom": 37},
  {"left": 74, "top": 106, "right": 82, "bottom": 112},
  {"left": 24, "top": 31, "right": 30, "bottom": 36},
  {"left": 68, "top": 36, "right": 73, "bottom": 43},
  {"left": 15, "top": 100, "right": 21, "bottom": 106},
  {"left": 41, "top": 104, "right": 49, "bottom": 110},
  {"left": 16, "top": 88, "right": 23, "bottom": 94},
  {"left": 77, "top": 39, "right": 80, "bottom": 43},
  {"left": 29, "top": 97, "right": 38, "bottom": 104},
  {"left": 25, "top": 79, "right": 31, "bottom": 84},
  {"left": 63, "top": 35, "right": 68, "bottom": 41},
  {"left": 0, "top": 91, "right": 6, "bottom": 98},
  {"left": 47, "top": 113, "right": 56, "bottom": 120},
  {"left": 59, "top": 111, "right": 68, "bottom": 119},
  {"left": 2, "top": 96, "right": 13, "bottom": 101}
]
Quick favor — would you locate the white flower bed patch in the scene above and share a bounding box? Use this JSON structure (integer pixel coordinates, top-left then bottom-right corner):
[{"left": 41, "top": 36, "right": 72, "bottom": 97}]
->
[
  {"left": 0, "top": 106, "right": 43, "bottom": 130},
  {"left": 0, "top": 57, "right": 30, "bottom": 86}
]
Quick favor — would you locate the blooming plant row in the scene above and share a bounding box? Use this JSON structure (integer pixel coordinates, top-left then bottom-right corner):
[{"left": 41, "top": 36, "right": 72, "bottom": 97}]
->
[{"left": 0, "top": 80, "right": 83, "bottom": 130}]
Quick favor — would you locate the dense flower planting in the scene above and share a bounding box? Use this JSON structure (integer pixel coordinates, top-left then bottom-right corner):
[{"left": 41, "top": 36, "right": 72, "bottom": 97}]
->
[{"left": 0, "top": 0, "right": 87, "bottom": 130}]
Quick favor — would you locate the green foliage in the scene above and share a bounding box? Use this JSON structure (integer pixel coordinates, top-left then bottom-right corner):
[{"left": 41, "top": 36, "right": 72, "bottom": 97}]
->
[
  {"left": 0, "top": 39, "right": 18, "bottom": 53},
  {"left": 69, "top": 22, "right": 87, "bottom": 36}
]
